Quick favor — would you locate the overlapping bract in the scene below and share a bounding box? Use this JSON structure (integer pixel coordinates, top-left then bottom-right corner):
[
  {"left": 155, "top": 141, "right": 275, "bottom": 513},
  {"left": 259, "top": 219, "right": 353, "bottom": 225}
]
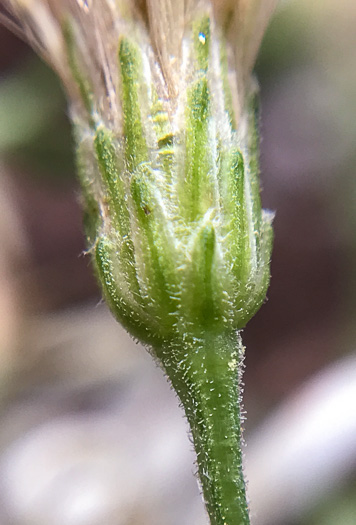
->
[{"left": 77, "top": 15, "right": 273, "bottom": 345}]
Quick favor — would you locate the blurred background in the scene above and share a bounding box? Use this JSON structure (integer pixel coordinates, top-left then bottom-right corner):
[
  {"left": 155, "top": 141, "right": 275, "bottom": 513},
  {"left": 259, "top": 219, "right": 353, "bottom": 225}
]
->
[{"left": 0, "top": 1, "right": 356, "bottom": 523}]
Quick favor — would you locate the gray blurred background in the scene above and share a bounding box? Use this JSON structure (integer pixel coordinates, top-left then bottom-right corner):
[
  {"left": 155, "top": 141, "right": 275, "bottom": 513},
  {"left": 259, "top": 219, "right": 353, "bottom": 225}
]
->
[{"left": 0, "top": 1, "right": 356, "bottom": 524}]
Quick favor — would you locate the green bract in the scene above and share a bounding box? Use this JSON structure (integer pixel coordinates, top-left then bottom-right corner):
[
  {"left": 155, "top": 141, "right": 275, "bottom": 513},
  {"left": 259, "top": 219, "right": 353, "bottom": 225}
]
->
[{"left": 74, "top": 16, "right": 273, "bottom": 348}]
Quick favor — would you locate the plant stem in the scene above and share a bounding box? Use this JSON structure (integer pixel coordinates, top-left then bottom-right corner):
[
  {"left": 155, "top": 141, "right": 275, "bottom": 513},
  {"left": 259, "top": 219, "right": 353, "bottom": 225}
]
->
[{"left": 159, "top": 331, "right": 250, "bottom": 525}]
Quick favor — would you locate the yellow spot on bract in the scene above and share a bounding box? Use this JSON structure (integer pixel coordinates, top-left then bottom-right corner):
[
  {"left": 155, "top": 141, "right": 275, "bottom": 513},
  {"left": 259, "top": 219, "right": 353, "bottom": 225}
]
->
[{"left": 228, "top": 358, "right": 238, "bottom": 371}]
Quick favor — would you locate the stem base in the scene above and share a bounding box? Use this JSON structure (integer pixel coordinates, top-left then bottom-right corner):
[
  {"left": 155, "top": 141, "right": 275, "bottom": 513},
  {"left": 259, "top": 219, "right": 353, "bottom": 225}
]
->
[{"left": 158, "top": 331, "right": 250, "bottom": 525}]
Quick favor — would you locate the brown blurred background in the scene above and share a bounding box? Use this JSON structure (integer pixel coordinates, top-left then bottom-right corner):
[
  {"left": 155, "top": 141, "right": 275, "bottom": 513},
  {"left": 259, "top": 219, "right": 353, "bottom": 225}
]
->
[{"left": 0, "top": 1, "right": 356, "bottom": 524}]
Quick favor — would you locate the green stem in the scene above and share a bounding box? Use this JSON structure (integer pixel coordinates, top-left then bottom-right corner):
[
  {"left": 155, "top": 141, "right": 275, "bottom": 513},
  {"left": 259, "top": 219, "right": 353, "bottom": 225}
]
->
[{"left": 159, "top": 331, "right": 250, "bottom": 525}]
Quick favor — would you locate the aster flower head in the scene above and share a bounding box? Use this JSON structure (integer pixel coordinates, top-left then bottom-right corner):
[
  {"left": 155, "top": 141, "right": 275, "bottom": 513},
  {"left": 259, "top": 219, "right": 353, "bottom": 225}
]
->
[{"left": 1, "top": 0, "right": 276, "bottom": 345}]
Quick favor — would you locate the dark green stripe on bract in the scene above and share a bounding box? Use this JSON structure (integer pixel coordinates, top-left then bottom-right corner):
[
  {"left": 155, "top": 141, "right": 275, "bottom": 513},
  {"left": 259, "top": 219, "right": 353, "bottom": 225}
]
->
[
  {"left": 234, "top": 214, "right": 274, "bottom": 329},
  {"left": 191, "top": 224, "right": 218, "bottom": 326},
  {"left": 227, "top": 149, "right": 250, "bottom": 284},
  {"left": 118, "top": 37, "right": 148, "bottom": 173},
  {"left": 95, "top": 236, "right": 162, "bottom": 346},
  {"left": 94, "top": 128, "right": 128, "bottom": 234},
  {"left": 184, "top": 77, "right": 211, "bottom": 221},
  {"left": 179, "top": 222, "right": 227, "bottom": 329},
  {"left": 130, "top": 168, "right": 178, "bottom": 331},
  {"left": 94, "top": 127, "right": 141, "bottom": 299}
]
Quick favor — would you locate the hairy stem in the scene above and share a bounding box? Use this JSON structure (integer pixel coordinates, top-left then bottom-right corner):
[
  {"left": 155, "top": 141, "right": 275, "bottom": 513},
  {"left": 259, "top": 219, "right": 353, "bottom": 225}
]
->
[{"left": 159, "top": 331, "right": 250, "bottom": 525}]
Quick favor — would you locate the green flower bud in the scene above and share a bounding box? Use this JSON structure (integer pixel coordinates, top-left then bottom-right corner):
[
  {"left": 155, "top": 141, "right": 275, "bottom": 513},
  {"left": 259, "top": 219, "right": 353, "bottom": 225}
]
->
[{"left": 73, "top": 15, "right": 273, "bottom": 347}]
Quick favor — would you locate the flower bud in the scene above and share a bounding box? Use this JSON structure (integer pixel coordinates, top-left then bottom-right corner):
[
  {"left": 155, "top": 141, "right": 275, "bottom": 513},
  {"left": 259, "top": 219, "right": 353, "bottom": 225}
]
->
[
  {"left": 77, "top": 14, "right": 273, "bottom": 345},
  {"left": 1, "top": 1, "right": 275, "bottom": 346}
]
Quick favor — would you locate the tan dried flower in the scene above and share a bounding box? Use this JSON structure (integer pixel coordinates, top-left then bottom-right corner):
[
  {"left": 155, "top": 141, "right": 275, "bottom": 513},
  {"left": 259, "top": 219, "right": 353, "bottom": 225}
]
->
[{"left": 1, "top": 1, "right": 276, "bottom": 122}]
